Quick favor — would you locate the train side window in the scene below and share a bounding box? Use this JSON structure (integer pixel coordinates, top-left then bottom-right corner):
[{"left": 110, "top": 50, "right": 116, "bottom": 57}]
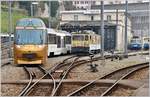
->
[
  {"left": 65, "top": 36, "right": 71, "bottom": 44},
  {"left": 57, "top": 36, "right": 61, "bottom": 48},
  {"left": 92, "top": 36, "right": 95, "bottom": 43},
  {"left": 89, "top": 35, "right": 92, "bottom": 41},
  {"left": 85, "top": 35, "right": 88, "bottom": 41},
  {"left": 48, "top": 34, "right": 56, "bottom": 44},
  {"left": 73, "top": 35, "right": 84, "bottom": 41}
]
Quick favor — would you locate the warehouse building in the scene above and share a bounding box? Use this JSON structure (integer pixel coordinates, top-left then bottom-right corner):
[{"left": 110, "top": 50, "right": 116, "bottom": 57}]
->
[
  {"left": 60, "top": 10, "right": 132, "bottom": 51},
  {"left": 91, "top": 2, "right": 149, "bottom": 37}
]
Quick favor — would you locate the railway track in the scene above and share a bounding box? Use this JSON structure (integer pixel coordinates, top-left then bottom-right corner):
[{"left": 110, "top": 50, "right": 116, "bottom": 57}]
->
[
  {"left": 1, "top": 54, "right": 148, "bottom": 96},
  {"left": 18, "top": 55, "right": 79, "bottom": 96},
  {"left": 51, "top": 57, "right": 80, "bottom": 96},
  {"left": 19, "top": 66, "right": 35, "bottom": 96},
  {"left": 67, "top": 62, "right": 149, "bottom": 96},
  {"left": 100, "top": 65, "right": 148, "bottom": 96},
  {"left": 18, "top": 65, "right": 54, "bottom": 96},
  {"left": 18, "top": 55, "right": 94, "bottom": 96}
]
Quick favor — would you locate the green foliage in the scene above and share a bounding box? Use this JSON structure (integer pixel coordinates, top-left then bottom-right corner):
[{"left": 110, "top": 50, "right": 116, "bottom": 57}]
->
[
  {"left": 63, "top": 1, "right": 76, "bottom": 10},
  {"left": 46, "top": 1, "right": 59, "bottom": 17},
  {"left": 51, "top": 1, "right": 59, "bottom": 17},
  {"left": 39, "top": 17, "right": 49, "bottom": 27},
  {"left": 1, "top": 9, "right": 29, "bottom": 33},
  {"left": 39, "top": 1, "right": 45, "bottom": 12},
  {"left": 18, "top": 1, "right": 31, "bottom": 15},
  {"left": 38, "top": 17, "right": 59, "bottom": 29}
]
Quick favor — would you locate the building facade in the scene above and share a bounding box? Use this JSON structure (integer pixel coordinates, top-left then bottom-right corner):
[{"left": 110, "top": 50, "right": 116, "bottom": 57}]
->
[
  {"left": 72, "top": 0, "right": 96, "bottom": 9},
  {"left": 95, "top": 0, "right": 148, "bottom": 5},
  {"left": 91, "top": 2, "right": 149, "bottom": 37},
  {"left": 62, "top": 0, "right": 148, "bottom": 9},
  {"left": 60, "top": 10, "right": 132, "bottom": 51}
]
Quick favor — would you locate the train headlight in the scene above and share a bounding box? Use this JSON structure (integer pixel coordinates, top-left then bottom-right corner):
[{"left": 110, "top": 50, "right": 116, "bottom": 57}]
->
[
  {"left": 16, "top": 45, "right": 21, "bottom": 48},
  {"left": 38, "top": 45, "right": 43, "bottom": 48}
]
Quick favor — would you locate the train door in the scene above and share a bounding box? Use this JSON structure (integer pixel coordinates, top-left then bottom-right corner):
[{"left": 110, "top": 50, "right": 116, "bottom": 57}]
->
[
  {"left": 57, "top": 36, "right": 61, "bottom": 48},
  {"left": 104, "top": 26, "right": 116, "bottom": 51},
  {"left": 61, "top": 36, "right": 66, "bottom": 48}
]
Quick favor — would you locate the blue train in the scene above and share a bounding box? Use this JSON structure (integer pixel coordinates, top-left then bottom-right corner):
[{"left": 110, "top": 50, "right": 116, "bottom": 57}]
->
[
  {"left": 128, "top": 38, "right": 142, "bottom": 50},
  {"left": 143, "top": 43, "right": 149, "bottom": 50},
  {"left": 143, "top": 37, "right": 149, "bottom": 50}
]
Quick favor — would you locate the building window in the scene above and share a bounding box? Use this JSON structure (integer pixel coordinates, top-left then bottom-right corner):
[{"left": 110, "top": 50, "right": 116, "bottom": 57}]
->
[
  {"left": 74, "top": 15, "right": 78, "bottom": 21},
  {"left": 107, "top": 15, "right": 111, "bottom": 21},
  {"left": 81, "top": 1, "right": 84, "bottom": 4},
  {"left": 115, "top": 1, "right": 118, "bottom": 4},
  {"left": 91, "top": 16, "right": 94, "bottom": 21},
  {"left": 109, "top": 2, "right": 113, "bottom": 4},
  {"left": 77, "top": 1, "right": 79, "bottom": 4},
  {"left": 118, "top": 1, "right": 121, "bottom": 4},
  {"left": 85, "top": 1, "right": 88, "bottom": 4},
  {"left": 92, "top": 1, "right": 96, "bottom": 5}
]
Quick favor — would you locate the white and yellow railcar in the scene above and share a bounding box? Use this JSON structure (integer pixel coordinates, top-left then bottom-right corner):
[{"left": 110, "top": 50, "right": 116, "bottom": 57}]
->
[
  {"left": 47, "top": 28, "right": 71, "bottom": 56},
  {"left": 71, "top": 30, "right": 101, "bottom": 53}
]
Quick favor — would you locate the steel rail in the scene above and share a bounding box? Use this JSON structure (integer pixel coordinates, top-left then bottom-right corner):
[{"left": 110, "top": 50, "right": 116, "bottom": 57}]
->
[
  {"left": 101, "top": 65, "right": 149, "bottom": 96},
  {"left": 18, "top": 55, "right": 77, "bottom": 96},
  {"left": 67, "top": 62, "right": 149, "bottom": 96},
  {"left": 51, "top": 57, "right": 80, "bottom": 96},
  {"left": 19, "top": 66, "right": 35, "bottom": 96},
  {"left": 38, "top": 65, "right": 56, "bottom": 94}
]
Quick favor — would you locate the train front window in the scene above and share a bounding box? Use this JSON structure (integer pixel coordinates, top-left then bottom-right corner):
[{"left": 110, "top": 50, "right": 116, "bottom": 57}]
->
[
  {"left": 16, "top": 19, "right": 43, "bottom": 27},
  {"left": 72, "top": 35, "right": 84, "bottom": 41},
  {"left": 15, "top": 29, "right": 46, "bottom": 45},
  {"left": 131, "top": 39, "right": 141, "bottom": 43}
]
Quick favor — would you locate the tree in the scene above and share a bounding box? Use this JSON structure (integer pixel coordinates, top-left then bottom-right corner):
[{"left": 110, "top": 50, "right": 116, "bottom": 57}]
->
[
  {"left": 63, "top": 1, "right": 76, "bottom": 10},
  {"left": 18, "top": 1, "right": 31, "bottom": 15},
  {"left": 46, "top": 1, "right": 59, "bottom": 17}
]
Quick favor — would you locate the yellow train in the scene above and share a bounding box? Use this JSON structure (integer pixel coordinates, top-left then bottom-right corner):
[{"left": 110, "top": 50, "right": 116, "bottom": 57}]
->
[
  {"left": 14, "top": 18, "right": 47, "bottom": 65},
  {"left": 71, "top": 30, "right": 101, "bottom": 53}
]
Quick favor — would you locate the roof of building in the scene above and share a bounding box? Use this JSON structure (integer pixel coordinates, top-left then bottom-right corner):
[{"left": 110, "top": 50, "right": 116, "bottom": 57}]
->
[
  {"left": 91, "top": 2, "right": 149, "bottom": 11},
  {"left": 61, "top": 20, "right": 117, "bottom": 27},
  {"left": 60, "top": 9, "right": 125, "bottom": 14}
]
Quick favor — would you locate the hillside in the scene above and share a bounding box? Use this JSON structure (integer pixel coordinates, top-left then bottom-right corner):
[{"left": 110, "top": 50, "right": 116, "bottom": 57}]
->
[{"left": 1, "top": 6, "right": 29, "bottom": 33}]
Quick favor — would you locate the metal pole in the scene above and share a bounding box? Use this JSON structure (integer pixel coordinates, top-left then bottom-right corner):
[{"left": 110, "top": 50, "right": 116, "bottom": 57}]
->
[
  {"left": 141, "top": 29, "right": 143, "bottom": 55},
  {"left": 48, "top": 1, "right": 51, "bottom": 28},
  {"left": 116, "top": 9, "right": 118, "bottom": 50},
  {"left": 8, "top": 1, "right": 12, "bottom": 58},
  {"left": 149, "top": 1, "right": 150, "bottom": 58},
  {"left": 30, "top": 2, "right": 33, "bottom": 16},
  {"left": 124, "top": 0, "right": 128, "bottom": 57},
  {"left": 101, "top": 1, "right": 104, "bottom": 58}
]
